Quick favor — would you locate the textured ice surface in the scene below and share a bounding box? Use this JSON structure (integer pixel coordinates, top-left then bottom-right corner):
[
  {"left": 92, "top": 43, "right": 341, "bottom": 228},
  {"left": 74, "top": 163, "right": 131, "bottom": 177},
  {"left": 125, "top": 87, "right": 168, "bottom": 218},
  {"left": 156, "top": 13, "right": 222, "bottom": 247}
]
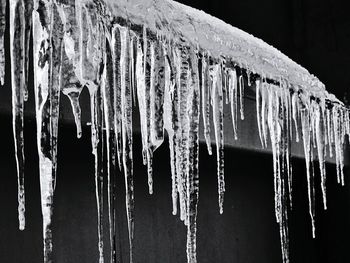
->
[{"left": 0, "top": 0, "right": 349, "bottom": 263}]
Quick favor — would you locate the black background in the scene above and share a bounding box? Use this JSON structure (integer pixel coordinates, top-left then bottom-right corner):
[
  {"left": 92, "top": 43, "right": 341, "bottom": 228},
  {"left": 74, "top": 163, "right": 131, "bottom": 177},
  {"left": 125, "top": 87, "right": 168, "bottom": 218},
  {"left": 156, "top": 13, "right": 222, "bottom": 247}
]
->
[{"left": 0, "top": 0, "right": 350, "bottom": 262}]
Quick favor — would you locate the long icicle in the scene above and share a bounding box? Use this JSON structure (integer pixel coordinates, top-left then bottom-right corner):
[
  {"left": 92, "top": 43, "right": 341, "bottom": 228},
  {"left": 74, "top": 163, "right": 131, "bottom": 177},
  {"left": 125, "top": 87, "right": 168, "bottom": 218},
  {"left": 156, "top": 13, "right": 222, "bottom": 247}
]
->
[
  {"left": 211, "top": 64, "right": 225, "bottom": 214},
  {"left": 186, "top": 51, "right": 200, "bottom": 263},
  {"left": 120, "top": 27, "right": 135, "bottom": 263},
  {"left": 33, "top": 1, "right": 64, "bottom": 261},
  {"left": 10, "top": 0, "right": 26, "bottom": 231},
  {"left": 0, "top": 0, "right": 6, "bottom": 85}
]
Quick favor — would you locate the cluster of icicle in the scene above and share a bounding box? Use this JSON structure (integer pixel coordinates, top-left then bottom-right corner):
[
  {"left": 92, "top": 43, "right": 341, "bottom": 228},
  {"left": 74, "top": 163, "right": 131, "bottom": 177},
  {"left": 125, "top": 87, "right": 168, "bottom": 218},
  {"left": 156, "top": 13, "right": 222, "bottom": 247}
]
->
[{"left": 0, "top": 1, "right": 350, "bottom": 263}]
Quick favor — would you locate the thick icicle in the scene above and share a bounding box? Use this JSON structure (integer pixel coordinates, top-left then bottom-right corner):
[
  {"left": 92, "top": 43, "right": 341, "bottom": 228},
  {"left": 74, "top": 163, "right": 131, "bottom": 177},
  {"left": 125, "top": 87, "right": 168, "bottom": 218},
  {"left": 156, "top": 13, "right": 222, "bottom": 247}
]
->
[
  {"left": 186, "top": 52, "right": 200, "bottom": 263},
  {"left": 0, "top": 0, "right": 5, "bottom": 85},
  {"left": 201, "top": 54, "right": 212, "bottom": 154},
  {"left": 10, "top": 0, "right": 26, "bottom": 231},
  {"left": 33, "top": 1, "right": 64, "bottom": 261},
  {"left": 119, "top": 26, "right": 135, "bottom": 263},
  {"left": 136, "top": 30, "right": 153, "bottom": 195},
  {"left": 149, "top": 41, "right": 165, "bottom": 151},
  {"left": 265, "top": 84, "right": 290, "bottom": 263},
  {"left": 80, "top": 4, "right": 106, "bottom": 262},
  {"left": 59, "top": 0, "right": 84, "bottom": 139},
  {"left": 211, "top": 64, "right": 225, "bottom": 214},
  {"left": 102, "top": 36, "right": 118, "bottom": 263}
]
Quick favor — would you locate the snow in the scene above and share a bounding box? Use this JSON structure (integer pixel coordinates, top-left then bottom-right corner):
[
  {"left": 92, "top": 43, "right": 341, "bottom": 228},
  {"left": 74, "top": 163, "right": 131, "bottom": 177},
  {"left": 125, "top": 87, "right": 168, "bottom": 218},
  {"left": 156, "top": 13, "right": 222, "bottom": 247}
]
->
[{"left": 0, "top": 0, "right": 349, "bottom": 263}]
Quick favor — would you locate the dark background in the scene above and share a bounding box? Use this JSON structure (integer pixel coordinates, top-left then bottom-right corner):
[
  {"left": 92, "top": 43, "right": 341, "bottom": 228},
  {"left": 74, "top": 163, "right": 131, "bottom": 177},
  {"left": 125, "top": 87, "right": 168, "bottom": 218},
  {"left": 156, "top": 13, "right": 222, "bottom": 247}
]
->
[{"left": 0, "top": 0, "right": 350, "bottom": 262}]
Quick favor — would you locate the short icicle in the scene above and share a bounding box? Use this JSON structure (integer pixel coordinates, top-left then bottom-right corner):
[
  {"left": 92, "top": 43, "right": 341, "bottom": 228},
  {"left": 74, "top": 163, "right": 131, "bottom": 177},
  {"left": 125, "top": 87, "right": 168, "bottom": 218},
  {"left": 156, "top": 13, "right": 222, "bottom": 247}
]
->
[{"left": 201, "top": 54, "right": 212, "bottom": 154}]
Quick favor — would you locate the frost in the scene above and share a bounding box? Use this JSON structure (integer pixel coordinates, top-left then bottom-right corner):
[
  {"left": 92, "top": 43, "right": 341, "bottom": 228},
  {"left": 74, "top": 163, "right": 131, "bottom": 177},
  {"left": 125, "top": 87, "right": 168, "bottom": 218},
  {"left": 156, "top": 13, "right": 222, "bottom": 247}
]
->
[{"left": 1, "top": 1, "right": 349, "bottom": 263}]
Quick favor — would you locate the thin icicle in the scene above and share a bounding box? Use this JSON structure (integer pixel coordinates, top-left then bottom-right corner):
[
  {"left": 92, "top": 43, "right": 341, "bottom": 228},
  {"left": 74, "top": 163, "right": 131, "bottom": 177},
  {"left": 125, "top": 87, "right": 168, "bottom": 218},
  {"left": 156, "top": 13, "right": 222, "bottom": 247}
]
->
[
  {"left": 120, "top": 27, "right": 135, "bottom": 263},
  {"left": 136, "top": 30, "right": 153, "bottom": 195},
  {"left": 10, "top": 0, "right": 26, "bottom": 231},
  {"left": 211, "top": 64, "right": 225, "bottom": 214},
  {"left": 291, "top": 92, "right": 300, "bottom": 143},
  {"left": 0, "top": 0, "right": 5, "bottom": 85},
  {"left": 300, "top": 96, "right": 316, "bottom": 238},
  {"left": 228, "top": 68, "right": 238, "bottom": 140},
  {"left": 23, "top": 0, "right": 33, "bottom": 100},
  {"left": 201, "top": 54, "right": 212, "bottom": 154},
  {"left": 239, "top": 74, "right": 245, "bottom": 120},
  {"left": 33, "top": 1, "right": 64, "bottom": 261},
  {"left": 102, "top": 36, "right": 118, "bottom": 263},
  {"left": 112, "top": 24, "right": 123, "bottom": 171},
  {"left": 256, "top": 79, "right": 264, "bottom": 148},
  {"left": 163, "top": 45, "right": 179, "bottom": 216},
  {"left": 314, "top": 100, "right": 327, "bottom": 209}
]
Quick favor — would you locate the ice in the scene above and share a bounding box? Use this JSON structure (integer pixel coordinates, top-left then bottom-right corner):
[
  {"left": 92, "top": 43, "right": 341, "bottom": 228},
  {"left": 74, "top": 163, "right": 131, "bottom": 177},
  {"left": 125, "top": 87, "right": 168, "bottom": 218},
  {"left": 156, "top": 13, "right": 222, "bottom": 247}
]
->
[
  {"left": 0, "top": 0, "right": 5, "bottom": 85},
  {"left": 10, "top": 0, "right": 26, "bottom": 231},
  {"left": 32, "top": 1, "right": 65, "bottom": 261},
  {"left": 239, "top": 75, "right": 245, "bottom": 120},
  {"left": 120, "top": 27, "right": 135, "bottom": 263},
  {"left": 201, "top": 54, "right": 213, "bottom": 154},
  {"left": 186, "top": 51, "right": 200, "bottom": 263},
  {"left": 2, "top": 1, "right": 350, "bottom": 263},
  {"left": 228, "top": 68, "right": 238, "bottom": 140},
  {"left": 300, "top": 95, "right": 316, "bottom": 238},
  {"left": 211, "top": 64, "right": 225, "bottom": 214}
]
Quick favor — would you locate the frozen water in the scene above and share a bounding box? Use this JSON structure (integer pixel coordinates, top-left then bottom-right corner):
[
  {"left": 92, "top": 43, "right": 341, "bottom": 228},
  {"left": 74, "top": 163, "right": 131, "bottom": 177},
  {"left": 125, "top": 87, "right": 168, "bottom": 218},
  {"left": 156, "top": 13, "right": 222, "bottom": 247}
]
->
[{"left": 0, "top": 0, "right": 349, "bottom": 263}]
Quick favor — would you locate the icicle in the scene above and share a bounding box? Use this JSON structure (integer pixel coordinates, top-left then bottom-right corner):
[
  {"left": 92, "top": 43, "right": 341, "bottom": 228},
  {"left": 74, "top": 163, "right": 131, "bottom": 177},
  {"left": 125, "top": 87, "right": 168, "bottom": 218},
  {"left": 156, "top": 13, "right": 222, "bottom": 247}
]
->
[
  {"left": 163, "top": 45, "right": 180, "bottom": 216},
  {"left": 0, "top": 0, "right": 5, "bottom": 85},
  {"left": 175, "top": 45, "right": 191, "bottom": 223},
  {"left": 80, "top": 6, "right": 105, "bottom": 262},
  {"left": 102, "top": 35, "right": 118, "bottom": 263},
  {"left": 260, "top": 82, "right": 269, "bottom": 147},
  {"left": 23, "top": 0, "right": 33, "bottom": 100},
  {"left": 256, "top": 79, "right": 264, "bottom": 148},
  {"left": 136, "top": 29, "right": 153, "bottom": 195},
  {"left": 201, "top": 54, "right": 212, "bottom": 154},
  {"left": 149, "top": 41, "right": 165, "bottom": 151},
  {"left": 314, "top": 100, "right": 327, "bottom": 209},
  {"left": 211, "top": 64, "right": 225, "bottom": 214},
  {"left": 186, "top": 51, "right": 200, "bottom": 263},
  {"left": 228, "top": 68, "right": 238, "bottom": 140},
  {"left": 239, "top": 74, "right": 244, "bottom": 120},
  {"left": 120, "top": 27, "right": 135, "bottom": 263},
  {"left": 112, "top": 24, "right": 123, "bottom": 171},
  {"left": 59, "top": 0, "right": 84, "bottom": 139},
  {"left": 266, "top": 84, "right": 290, "bottom": 263},
  {"left": 33, "top": 1, "right": 64, "bottom": 261},
  {"left": 10, "top": 0, "right": 26, "bottom": 231},
  {"left": 326, "top": 108, "right": 333, "bottom": 158},
  {"left": 291, "top": 92, "right": 300, "bottom": 143},
  {"left": 300, "top": 96, "right": 316, "bottom": 238}
]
